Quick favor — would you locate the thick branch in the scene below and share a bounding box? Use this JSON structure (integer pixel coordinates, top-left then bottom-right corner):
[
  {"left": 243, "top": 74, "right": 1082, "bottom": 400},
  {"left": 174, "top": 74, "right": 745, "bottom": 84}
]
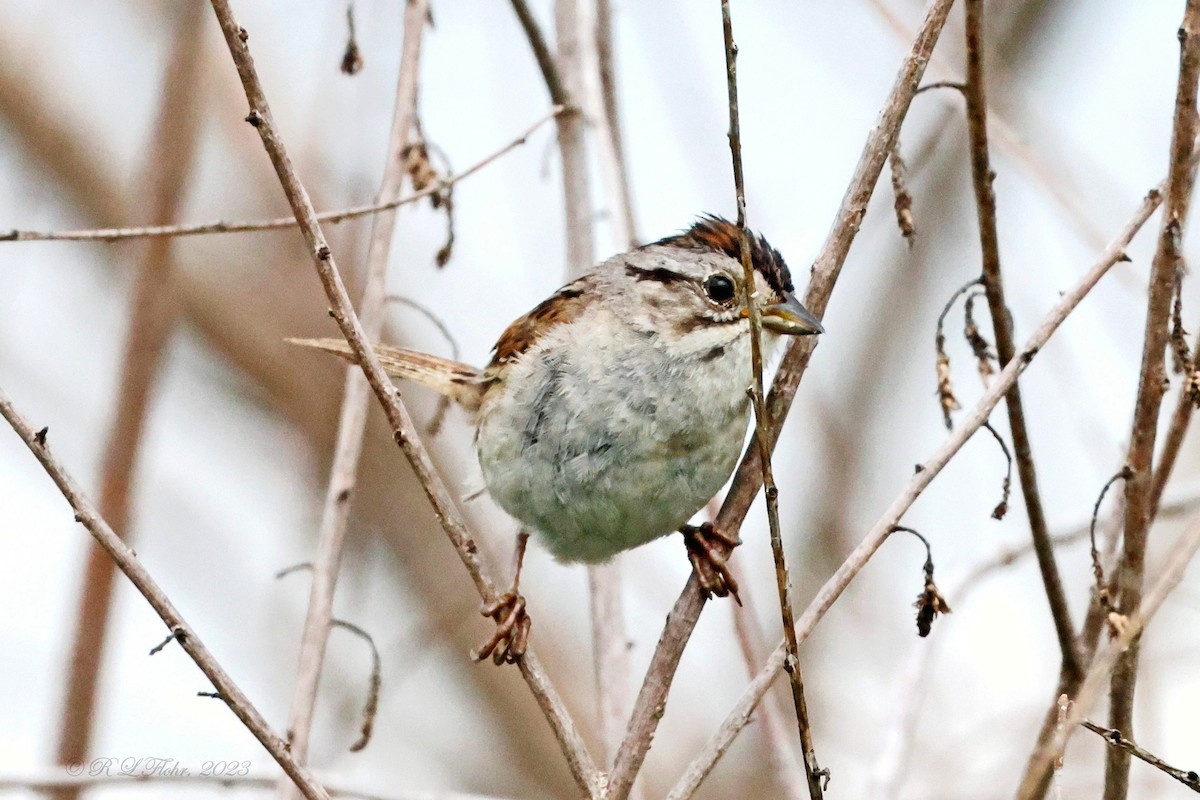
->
[
  {"left": 1107, "top": 5, "right": 1200, "bottom": 798},
  {"left": 204, "top": 3, "right": 601, "bottom": 795},
  {"left": 54, "top": 8, "right": 205, "bottom": 795},
  {"left": 963, "top": 0, "right": 1081, "bottom": 680}
]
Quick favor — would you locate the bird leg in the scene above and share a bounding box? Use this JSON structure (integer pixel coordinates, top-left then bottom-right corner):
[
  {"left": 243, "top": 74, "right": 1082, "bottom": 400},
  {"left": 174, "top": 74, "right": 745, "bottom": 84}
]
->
[
  {"left": 681, "top": 522, "right": 741, "bottom": 604},
  {"left": 472, "top": 530, "right": 532, "bottom": 665}
]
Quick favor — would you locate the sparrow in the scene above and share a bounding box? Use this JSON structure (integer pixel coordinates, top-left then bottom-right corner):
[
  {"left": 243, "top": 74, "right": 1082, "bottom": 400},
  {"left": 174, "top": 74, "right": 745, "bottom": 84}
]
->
[{"left": 293, "top": 216, "right": 822, "bottom": 662}]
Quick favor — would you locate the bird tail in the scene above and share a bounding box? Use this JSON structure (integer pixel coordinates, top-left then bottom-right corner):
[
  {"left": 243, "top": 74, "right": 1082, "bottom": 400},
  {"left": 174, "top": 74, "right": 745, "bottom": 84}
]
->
[{"left": 287, "top": 337, "right": 487, "bottom": 412}]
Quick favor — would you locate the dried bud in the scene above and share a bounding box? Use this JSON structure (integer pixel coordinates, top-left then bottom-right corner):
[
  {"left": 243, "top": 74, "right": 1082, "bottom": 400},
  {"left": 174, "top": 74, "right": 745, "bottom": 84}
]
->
[{"left": 915, "top": 579, "right": 951, "bottom": 637}]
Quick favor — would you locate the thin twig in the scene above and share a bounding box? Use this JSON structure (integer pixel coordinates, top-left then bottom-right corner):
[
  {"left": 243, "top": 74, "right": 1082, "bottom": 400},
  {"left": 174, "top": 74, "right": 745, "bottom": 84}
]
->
[
  {"left": 720, "top": 2, "right": 824, "bottom": 797},
  {"left": 0, "top": 771, "right": 512, "bottom": 800},
  {"left": 934, "top": 276, "right": 982, "bottom": 428},
  {"left": 204, "top": 3, "right": 601, "bottom": 796},
  {"left": 0, "top": 388, "right": 329, "bottom": 800},
  {"left": 618, "top": 2, "right": 960, "bottom": 797},
  {"left": 1107, "top": 6, "right": 1200, "bottom": 797},
  {"left": 726, "top": 561, "right": 807, "bottom": 800},
  {"left": 1089, "top": 468, "right": 1134, "bottom": 620},
  {"left": 669, "top": 164, "right": 1177, "bottom": 800},
  {"left": 1083, "top": 720, "right": 1200, "bottom": 793},
  {"left": 1020, "top": 508, "right": 1200, "bottom": 796},
  {"left": 963, "top": 0, "right": 1081, "bottom": 682},
  {"left": 1, "top": 110, "right": 559, "bottom": 244},
  {"left": 980, "top": 421, "right": 1012, "bottom": 520},
  {"left": 277, "top": 5, "right": 427, "bottom": 797},
  {"left": 330, "top": 620, "right": 382, "bottom": 753},
  {"left": 54, "top": 9, "right": 206, "bottom": 796}
]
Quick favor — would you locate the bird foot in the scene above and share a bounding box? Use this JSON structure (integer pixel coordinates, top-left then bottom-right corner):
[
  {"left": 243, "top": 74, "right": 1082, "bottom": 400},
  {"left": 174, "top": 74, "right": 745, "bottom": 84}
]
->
[
  {"left": 472, "top": 591, "right": 531, "bottom": 665},
  {"left": 681, "top": 522, "right": 741, "bottom": 604}
]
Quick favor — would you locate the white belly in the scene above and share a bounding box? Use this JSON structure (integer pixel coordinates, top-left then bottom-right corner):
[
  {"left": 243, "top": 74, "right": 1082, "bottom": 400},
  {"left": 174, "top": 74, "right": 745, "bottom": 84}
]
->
[{"left": 475, "top": 316, "right": 756, "bottom": 563}]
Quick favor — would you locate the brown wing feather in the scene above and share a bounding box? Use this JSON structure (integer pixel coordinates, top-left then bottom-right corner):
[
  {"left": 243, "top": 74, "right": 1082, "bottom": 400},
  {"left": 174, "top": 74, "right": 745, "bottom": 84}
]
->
[
  {"left": 490, "top": 277, "right": 591, "bottom": 367},
  {"left": 287, "top": 337, "right": 487, "bottom": 412}
]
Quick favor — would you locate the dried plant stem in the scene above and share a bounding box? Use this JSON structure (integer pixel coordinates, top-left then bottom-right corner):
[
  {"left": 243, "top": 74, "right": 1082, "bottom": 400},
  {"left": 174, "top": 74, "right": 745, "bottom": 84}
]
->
[
  {"left": 1020, "top": 508, "right": 1200, "bottom": 796},
  {"left": 670, "top": 165, "right": 1175, "bottom": 800},
  {"left": 2, "top": 110, "right": 559, "bottom": 244},
  {"left": 594, "top": 0, "right": 639, "bottom": 248},
  {"left": 963, "top": 0, "right": 1081, "bottom": 680},
  {"left": 720, "top": 2, "right": 823, "bottom": 797},
  {"left": 204, "top": 3, "right": 601, "bottom": 795},
  {"left": 1082, "top": 720, "right": 1200, "bottom": 793},
  {"left": 277, "top": 4, "right": 427, "bottom": 799},
  {"left": 54, "top": 9, "right": 205, "bottom": 796},
  {"left": 1107, "top": 6, "right": 1200, "bottom": 798},
  {"left": 0, "top": 771, "right": 510, "bottom": 800},
  {"left": 608, "top": 3, "right": 957, "bottom": 796},
  {"left": 0, "top": 390, "right": 329, "bottom": 800},
  {"left": 727, "top": 561, "right": 806, "bottom": 800}
]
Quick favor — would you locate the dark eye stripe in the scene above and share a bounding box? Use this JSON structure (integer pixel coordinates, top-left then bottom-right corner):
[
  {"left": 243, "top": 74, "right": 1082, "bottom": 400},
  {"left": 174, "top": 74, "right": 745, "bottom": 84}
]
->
[{"left": 624, "top": 263, "right": 691, "bottom": 285}]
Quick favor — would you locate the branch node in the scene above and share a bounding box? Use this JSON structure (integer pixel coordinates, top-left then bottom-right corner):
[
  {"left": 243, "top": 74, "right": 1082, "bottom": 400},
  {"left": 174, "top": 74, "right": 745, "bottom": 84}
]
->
[
  {"left": 244, "top": 109, "right": 262, "bottom": 127},
  {"left": 33, "top": 426, "right": 48, "bottom": 446}
]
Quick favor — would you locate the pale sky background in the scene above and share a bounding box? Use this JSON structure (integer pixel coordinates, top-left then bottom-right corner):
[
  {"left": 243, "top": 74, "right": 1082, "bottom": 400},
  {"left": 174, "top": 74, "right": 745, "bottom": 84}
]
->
[{"left": 2, "top": 1, "right": 1200, "bottom": 799}]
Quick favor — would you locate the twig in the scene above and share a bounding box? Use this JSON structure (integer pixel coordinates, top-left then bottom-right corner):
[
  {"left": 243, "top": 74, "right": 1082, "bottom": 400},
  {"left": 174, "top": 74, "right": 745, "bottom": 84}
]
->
[
  {"left": 1, "top": 110, "right": 560, "bottom": 244},
  {"left": 914, "top": 79, "right": 966, "bottom": 96},
  {"left": 204, "top": 3, "right": 601, "bottom": 796},
  {"left": 668, "top": 162, "right": 1177, "bottom": 800},
  {"left": 330, "top": 620, "right": 382, "bottom": 753},
  {"left": 0, "top": 388, "right": 329, "bottom": 800},
  {"left": 1083, "top": 720, "right": 1200, "bottom": 793},
  {"left": 727, "top": 560, "right": 807, "bottom": 800},
  {"left": 0, "top": 771, "right": 512, "bottom": 800},
  {"left": 615, "top": 2, "right": 960, "bottom": 797},
  {"left": 934, "top": 276, "right": 982, "bottom": 428},
  {"left": 1089, "top": 468, "right": 1133, "bottom": 620},
  {"left": 980, "top": 421, "right": 1012, "bottom": 520},
  {"left": 720, "top": 3, "right": 824, "bottom": 797},
  {"left": 963, "top": 0, "right": 1081, "bottom": 682},
  {"left": 1107, "top": 6, "right": 1200, "bottom": 797},
  {"left": 890, "top": 526, "right": 950, "bottom": 638},
  {"left": 54, "top": 9, "right": 206, "bottom": 795},
  {"left": 277, "top": 6, "right": 426, "bottom": 797},
  {"left": 1019, "top": 508, "right": 1200, "bottom": 797}
]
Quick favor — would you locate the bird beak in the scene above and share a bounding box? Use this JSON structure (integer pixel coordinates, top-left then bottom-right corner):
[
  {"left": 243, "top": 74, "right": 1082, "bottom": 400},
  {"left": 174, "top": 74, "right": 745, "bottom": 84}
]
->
[{"left": 760, "top": 293, "right": 824, "bottom": 335}]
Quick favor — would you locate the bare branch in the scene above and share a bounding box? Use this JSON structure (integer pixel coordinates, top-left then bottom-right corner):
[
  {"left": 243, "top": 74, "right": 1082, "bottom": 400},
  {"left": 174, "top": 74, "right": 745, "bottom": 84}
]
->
[
  {"left": 1083, "top": 720, "right": 1200, "bottom": 793},
  {"left": 670, "top": 162, "right": 1178, "bottom": 800},
  {"left": 1107, "top": 6, "right": 1200, "bottom": 797},
  {"left": 615, "top": 2, "right": 960, "bottom": 796},
  {"left": 204, "top": 3, "right": 601, "bottom": 795},
  {"left": 720, "top": 2, "right": 824, "bottom": 797},
  {"left": 54, "top": 8, "right": 206, "bottom": 794},
  {"left": 278, "top": 5, "right": 427, "bottom": 797},
  {"left": 1020, "top": 508, "right": 1200, "bottom": 797},
  {"left": 963, "top": 0, "right": 1081, "bottom": 680},
  {"left": 0, "top": 388, "right": 329, "bottom": 800},
  {"left": 1, "top": 109, "right": 560, "bottom": 244}
]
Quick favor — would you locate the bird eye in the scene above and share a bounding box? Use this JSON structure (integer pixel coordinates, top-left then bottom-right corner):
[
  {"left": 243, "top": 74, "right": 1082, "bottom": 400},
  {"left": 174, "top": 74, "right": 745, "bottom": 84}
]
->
[{"left": 704, "top": 274, "right": 736, "bottom": 304}]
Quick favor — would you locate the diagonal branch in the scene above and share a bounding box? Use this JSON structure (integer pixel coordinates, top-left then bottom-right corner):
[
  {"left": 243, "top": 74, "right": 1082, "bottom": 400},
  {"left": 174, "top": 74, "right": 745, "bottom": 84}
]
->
[
  {"left": 1022, "top": 508, "right": 1200, "bottom": 793},
  {"left": 962, "top": 0, "right": 1081, "bottom": 681},
  {"left": 1107, "top": 5, "right": 1200, "bottom": 798},
  {"left": 276, "top": 3, "right": 427, "bottom": 798},
  {"left": 670, "top": 164, "right": 1179, "bottom": 800},
  {"left": 0, "top": 390, "right": 330, "bottom": 800},
  {"left": 607, "top": 2, "right": 957, "bottom": 796},
  {"left": 204, "top": 2, "right": 601, "bottom": 796},
  {"left": 720, "top": 2, "right": 824, "bottom": 797}
]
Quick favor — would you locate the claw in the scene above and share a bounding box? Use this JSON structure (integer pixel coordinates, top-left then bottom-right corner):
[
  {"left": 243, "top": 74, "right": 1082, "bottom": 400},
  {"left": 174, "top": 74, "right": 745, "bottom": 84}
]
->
[
  {"left": 681, "top": 522, "right": 742, "bottom": 604},
  {"left": 472, "top": 531, "right": 532, "bottom": 665}
]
